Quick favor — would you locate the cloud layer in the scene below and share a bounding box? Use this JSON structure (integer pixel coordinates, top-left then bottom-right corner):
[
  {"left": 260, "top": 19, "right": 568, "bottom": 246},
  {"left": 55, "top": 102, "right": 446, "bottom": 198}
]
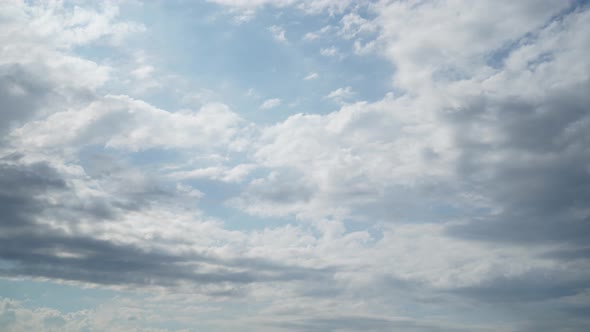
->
[{"left": 1, "top": 0, "right": 589, "bottom": 331}]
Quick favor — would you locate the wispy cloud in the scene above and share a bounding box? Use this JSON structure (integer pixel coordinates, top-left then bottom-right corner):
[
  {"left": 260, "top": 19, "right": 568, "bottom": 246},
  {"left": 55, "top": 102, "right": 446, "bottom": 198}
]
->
[
  {"left": 304, "top": 72, "right": 319, "bottom": 80},
  {"left": 324, "top": 86, "right": 354, "bottom": 102},
  {"left": 303, "top": 31, "right": 319, "bottom": 41},
  {"left": 320, "top": 46, "right": 340, "bottom": 57},
  {"left": 260, "top": 98, "right": 282, "bottom": 110}
]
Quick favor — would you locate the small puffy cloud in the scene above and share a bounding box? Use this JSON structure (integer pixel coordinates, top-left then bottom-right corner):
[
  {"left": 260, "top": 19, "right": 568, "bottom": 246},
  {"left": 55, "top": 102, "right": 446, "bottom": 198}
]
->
[
  {"left": 176, "top": 183, "right": 205, "bottom": 198},
  {"left": 325, "top": 86, "right": 354, "bottom": 102},
  {"left": 260, "top": 98, "right": 282, "bottom": 110},
  {"left": 269, "top": 25, "right": 287, "bottom": 42},
  {"left": 303, "top": 25, "right": 333, "bottom": 41},
  {"left": 338, "top": 12, "right": 376, "bottom": 40},
  {"left": 303, "top": 32, "right": 320, "bottom": 41},
  {"left": 246, "top": 87, "right": 258, "bottom": 97},
  {"left": 320, "top": 46, "right": 340, "bottom": 57},
  {"left": 353, "top": 39, "right": 377, "bottom": 55},
  {"left": 131, "top": 65, "right": 154, "bottom": 80},
  {"left": 304, "top": 72, "right": 319, "bottom": 80}
]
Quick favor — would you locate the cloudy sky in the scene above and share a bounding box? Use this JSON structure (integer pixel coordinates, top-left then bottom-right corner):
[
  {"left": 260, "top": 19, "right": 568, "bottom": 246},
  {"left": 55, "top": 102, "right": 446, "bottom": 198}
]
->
[{"left": 1, "top": 0, "right": 590, "bottom": 331}]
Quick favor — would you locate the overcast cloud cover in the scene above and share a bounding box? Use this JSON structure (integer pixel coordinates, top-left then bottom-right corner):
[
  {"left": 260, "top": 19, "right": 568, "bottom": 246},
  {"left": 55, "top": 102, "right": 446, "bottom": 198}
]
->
[{"left": 1, "top": 0, "right": 589, "bottom": 331}]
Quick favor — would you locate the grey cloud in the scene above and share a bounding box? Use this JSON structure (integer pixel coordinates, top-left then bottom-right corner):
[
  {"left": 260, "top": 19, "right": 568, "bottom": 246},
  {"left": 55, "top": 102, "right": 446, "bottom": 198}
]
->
[
  {"left": 0, "top": 229, "right": 333, "bottom": 288},
  {"left": 0, "top": 65, "right": 53, "bottom": 138},
  {"left": 249, "top": 172, "right": 316, "bottom": 205},
  {"left": 0, "top": 228, "right": 329, "bottom": 287},
  {"left": 437, "top": 78, "right": 590, "bottom": 315},
  {"left": 423, "top": 10, "right": 590, "bottom": 316},
  {"left": 542, "top": 247, "right": 590, "bottom": 261},
  {"left": 516, "top": 319, "right": 590, "bottom": 332},
  {"left": 450, "top": 270, "right": 590, "bottom": 303},
  {"left": 48, "top": 152, "right": 187, "bottom": 224},
  {"left": 0, "top": 302, "right": 17, "bottom": 327},
  {"left": 0, "top": 62, "right": 98, "bottom": 154},
  {"left": 269, "top": 315, "right": 482, "bottom": 332},
  {"left": 1, "top": 1, "right": 589, "bottom": 331},
  {"left": 0, "top": 157, "right": 333, "bottom": 290},
  {"left": 446, "top": 80, "right": 590, "bottom": 246},
  {"left": 229, "top": 170, "right": 319, "bottom": 216},
  {"left": 0, "top": 154, "right": 66, "bottom": 230}
]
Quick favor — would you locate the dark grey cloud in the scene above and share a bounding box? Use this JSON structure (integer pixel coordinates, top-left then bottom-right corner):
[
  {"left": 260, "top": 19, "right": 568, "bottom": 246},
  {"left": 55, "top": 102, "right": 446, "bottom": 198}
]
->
[
  {"left": 451, "top": 270, "right": 590, "bottom": 303},
  {"left": 434, "top": 74, "right": 590, "bottom": 322},
  {"left": 446, "top": 79, "right": 590, "bottom": 246},
  {"left": 542, "top": 247, "right": 590, "bottom": 261},
  {"left": 0, "top": 154, "right": 66, "bottom": 230},
  {"left": 1, "top": 225, "right": 331, "bottom": 288}
]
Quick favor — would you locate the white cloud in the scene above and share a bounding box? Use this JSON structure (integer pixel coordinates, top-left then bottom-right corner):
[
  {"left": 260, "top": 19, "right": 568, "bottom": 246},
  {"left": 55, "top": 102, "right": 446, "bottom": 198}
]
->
[
  {"left": 269, "top": 25, "right": 287, "bottom": 42},
  {"left": 0, "top": 1, "right": 144, "bottom": 50},
  {"left": 238, "top": 95, "right": 455, "bottom": 220},
  {"left": 232, "top": 2, "right": 590, "bottom": 255},
  {"left": 324, "top": 86, "right": 354, "bottom": 102},
  {"left": 246, "top": 87, "right": 258, "bottom": 97},
  {"left": 303, "top": 31, "right": 319, "bottom": 41},
  {"left": 304, "top": 72, "right": 319, "bottom": 80},
  {"left": 2, "top": 1, "right": 590, "bottom": 331},
  {"left": 13, "top": 96, "right": 246, "bottom": 152},
  {"left": 303, "top": 25, "right": 333, "bottom": 42},
  {"left": 168, "top": 163, "right": 258, "bottom": 183},
  {"left": 372, "top": 0, "right": 571, "bottom": 91},
  {"left": 0, "top": 1, "right": 145, "bottom": 95},
  {"left": 176, "top": 183, "right": 205, "bottom": 198},
  {"left": 353, "top": 38, "right": 378, "bottom": 55},
  {"left": 260, "top": 98, "right": 282, "bottom": 110},
  {"left": 320, "top": 46, "right": 340, "bottom": 57},
  {"left": 338, "top": 12, "right": 376, "bottom": 40},
  {"left": 131, "top": 65, "right": 155, "bottom": 80}
]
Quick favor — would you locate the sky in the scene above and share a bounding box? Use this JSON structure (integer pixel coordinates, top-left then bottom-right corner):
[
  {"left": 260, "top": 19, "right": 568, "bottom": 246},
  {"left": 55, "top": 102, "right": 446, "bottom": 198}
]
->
[{"left": 0, "top": 0, "right": 590, "bottom": 331}]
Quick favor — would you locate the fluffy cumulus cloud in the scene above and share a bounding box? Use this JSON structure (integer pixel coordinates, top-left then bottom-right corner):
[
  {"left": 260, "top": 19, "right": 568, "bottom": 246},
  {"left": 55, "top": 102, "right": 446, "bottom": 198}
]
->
[
  {"left": 1, "top": 0, "right": 590, "bottom": 331},
  {"left": 13, "top": 96, "right": 245, "bottom": 152}
]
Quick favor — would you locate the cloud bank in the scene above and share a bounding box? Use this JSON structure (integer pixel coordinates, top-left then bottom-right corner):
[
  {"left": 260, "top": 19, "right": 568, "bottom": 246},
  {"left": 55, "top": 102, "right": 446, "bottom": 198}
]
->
[{"left": 1, "top": 0, "right": 589, "bottom": 331}]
